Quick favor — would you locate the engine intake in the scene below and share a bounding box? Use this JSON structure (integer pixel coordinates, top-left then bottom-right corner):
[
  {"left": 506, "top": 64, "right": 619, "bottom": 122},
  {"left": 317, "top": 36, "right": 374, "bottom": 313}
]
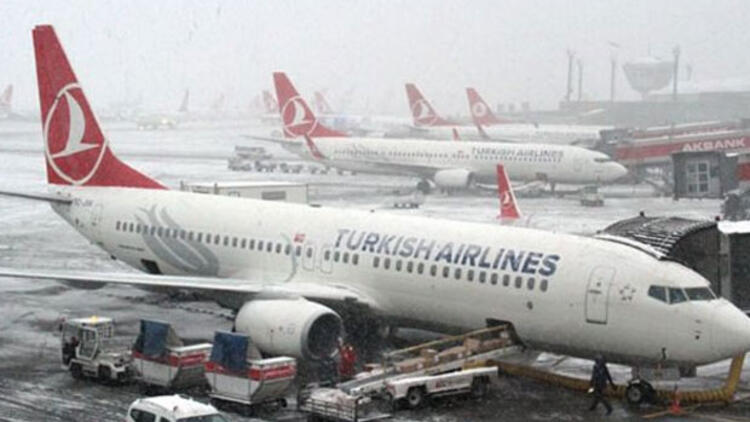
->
[
  {"left": 433, "top": 168, "right": 474, "bottom": 189},
  {"left": 234, "top": 299, "right": 342, "bottom": 361}
]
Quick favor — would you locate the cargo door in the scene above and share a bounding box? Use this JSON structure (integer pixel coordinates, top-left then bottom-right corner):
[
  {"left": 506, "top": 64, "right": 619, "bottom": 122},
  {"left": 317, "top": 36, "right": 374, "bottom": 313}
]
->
[{"left": 585, "top": 266, "right": 615, "bottom": 324}]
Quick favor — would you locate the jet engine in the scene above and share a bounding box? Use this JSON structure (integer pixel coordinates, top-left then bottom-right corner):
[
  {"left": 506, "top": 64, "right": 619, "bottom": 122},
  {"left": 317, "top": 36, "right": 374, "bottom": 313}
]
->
[
  {"left": 433, "top": 168, "right": 475, "bottom": 189},
  {"left": 234, "top": 298, "right": 343, "bottom": 361}
]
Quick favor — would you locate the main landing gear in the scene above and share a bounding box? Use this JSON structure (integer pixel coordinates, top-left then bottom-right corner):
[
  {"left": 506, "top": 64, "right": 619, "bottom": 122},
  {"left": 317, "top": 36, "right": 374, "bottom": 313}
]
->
[{"left": 625, "top": 379, "right": 656, "bottom": 405}]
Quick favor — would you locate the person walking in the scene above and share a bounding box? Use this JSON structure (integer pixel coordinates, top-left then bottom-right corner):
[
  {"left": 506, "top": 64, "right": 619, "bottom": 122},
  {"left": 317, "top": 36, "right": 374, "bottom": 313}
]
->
[{"left": 589, "top": 354, "right": 616, "bottom": 415}]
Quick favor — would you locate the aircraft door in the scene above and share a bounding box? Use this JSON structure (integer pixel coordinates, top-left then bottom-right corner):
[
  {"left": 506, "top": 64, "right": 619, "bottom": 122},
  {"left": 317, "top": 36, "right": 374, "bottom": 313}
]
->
[
  {"left": 320, "top": 244, "right": 333, "bottom": 274},
  {"left": 585, "top": 266, "right": 615, "bottom": 324}
]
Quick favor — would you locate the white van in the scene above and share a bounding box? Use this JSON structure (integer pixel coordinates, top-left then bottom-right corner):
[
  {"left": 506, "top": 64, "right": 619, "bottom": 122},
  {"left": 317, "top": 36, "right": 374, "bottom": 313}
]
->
[{"left": 126, "top": 395, "right": 228, "bottom": 422}]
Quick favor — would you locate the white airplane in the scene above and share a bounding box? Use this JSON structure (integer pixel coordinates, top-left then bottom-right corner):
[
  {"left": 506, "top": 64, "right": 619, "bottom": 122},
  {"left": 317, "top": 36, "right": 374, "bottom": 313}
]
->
[
  {"left": 3, "top": 26, "right": 750, "bottom": 401},
  {"left": 310, "top": 90, "right": 411, "bottom": 136},
  {"left": 266, "top": 72, "right": 627, "bottom": 193},
  {"left": 465, "top": 87, "right": 609, "bottom": 144}
]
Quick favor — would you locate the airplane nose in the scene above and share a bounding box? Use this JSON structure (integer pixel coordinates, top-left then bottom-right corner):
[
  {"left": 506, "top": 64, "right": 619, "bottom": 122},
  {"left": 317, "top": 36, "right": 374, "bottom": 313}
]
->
[
  {"left": 611, "top": 162, "right": 628, "bottom": 180},
  {"left": 713, "top": 302, "right": 750, "bottom": 358}
]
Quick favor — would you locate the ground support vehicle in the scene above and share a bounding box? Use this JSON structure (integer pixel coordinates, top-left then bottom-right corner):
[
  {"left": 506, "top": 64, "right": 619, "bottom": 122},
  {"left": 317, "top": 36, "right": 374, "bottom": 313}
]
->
[
  {"left": 579, "top": 185, "right": 605, "bottom": 206},
  {"left": 298, "top": 386, "right": 391, "bottom": 422},
  {"left": 131, "top": 319, "right": 212, "bottom": 392},
  {"left": 204, "top": 331, "right": 296, "bottom": 416},
  {"left": 385, "top": 366, "right": 497, "bottom": 409},
  {"left": 60, "top": 316, "right": 133, "bottom": 383},
  {"left": 126, "top": 395, "right": 228, "bottom": 422}
]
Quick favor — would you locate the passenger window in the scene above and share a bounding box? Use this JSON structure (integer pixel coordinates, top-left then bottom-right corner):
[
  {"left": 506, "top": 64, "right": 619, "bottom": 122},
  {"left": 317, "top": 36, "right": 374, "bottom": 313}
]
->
[
  {"left": 669, "top": 288, "right": 687, "bottom": 304},
  {"left": 285, "top": 244, "right": 291, "bottom": 255},
  {"left": 406, "top": 261, "right": 413, "bottom": 273},
  {"left": 249, "top": 239, "right": 256, "bottom": 250},
  {"left": 647, "top": 286, "right": 667, "bottom": 303},
  {"left": 223, "top": 236, "right": 229, "bottom": 246},
  {"left": 514, "top": 276, "right": 523, "bottom": 288},
  {"left": 214, "top": 235, "right": 220, "bottom": 245},
  {"left": 395, "top": 260, "right": 402, "bottom": 271},
  {"left": 295, "top": 245, "right": 301, "bottom": 256},
  {"left": 241, "top": 238, "right": 247, "bottom": 248},
  {"left": 115, "top": 221, "right": 121, "bottom": 230},
  {"left": 373, "top": 256, "right": 380, "bottom": 268},
  {"left": 343, "top": 252, "right": 349, "bottom": 264},
  {"left": 384, "top": 258, "right": 391, "bottom": 270},
  {"left": 232, "top": 237, "right": 238, "bottom": 247},
  {"left": 503, "top": 274, "right": 510, "bottom": 287},
  {"left": 187, "top": 231, "right": 193, "bottom": 241},
  {"left": 180, "top": 230, "right": 186, "bottom": 239},
  {"left": 334, "top": 251, "right": 340, "bottom": 262},
  {"left": 417, "top": 262, "right": 424, "bottom": 274},
  {"left": 157, "top": 227, "right": 163, "bottom": 237},
  {"left": 467, "top": 269, "right": 474, "bottom": 282},
  {"left": 196, "top": 233, "right": 202, "bottom": 242},
  {"left": 306, "top": 248, "right": 313, "bottom": 258},
  {"left": 353, "top": 254, "right": 359, "bottom": 265},
  {"left": 430, "top": 265, "right": 437, "bottom": 276},
  {"left": 527, "top": 278, "right": 535, "bottom": 290},
  {"left": 454, "top": 268, "right": 462, "bottom": 280},
  {"left": 150, "top": 226, "right": 156, "bottom": 236},
  {"left": 276, "top": 243, "right": 282, "bottom": 254},
  {"left": 443, "top": 266, "right": 450, "bottom": 278},
  {"left": 479, "top": 272, "right": 486, "bottom": 283},
  {"left": 490, "top": 273, "right": 498, "bottom": 285},
  {"left": 267, "top": 242, "right": 273, "bottom": 252},
  {"left": 540, "top": 279, "right": 548, "bottom": 292}
]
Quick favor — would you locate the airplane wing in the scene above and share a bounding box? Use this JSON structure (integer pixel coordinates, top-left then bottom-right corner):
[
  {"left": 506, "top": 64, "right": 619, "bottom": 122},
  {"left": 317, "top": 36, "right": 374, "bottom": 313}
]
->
[
  {"left": 242, "top": 134, "right": 300, "bottom": 146},
  {"left": 0, "top": 267, "right": 379, "bottom": 309}
]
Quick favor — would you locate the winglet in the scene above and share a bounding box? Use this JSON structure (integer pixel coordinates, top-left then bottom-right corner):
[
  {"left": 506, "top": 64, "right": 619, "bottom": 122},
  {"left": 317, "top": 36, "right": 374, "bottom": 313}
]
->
[
  {"left": 496, "top": 164, "right": 521, "bottom": 220},
  {"left": 273, "top": 72, "right": 346, "bottom": 138},
  {"left": 405, "top": 83, "right": 454, "bottom": 127},
  {"left": 452, "top": 128, "right": 461, "bottom": 141},
  {"left": 303, "top": 134, "right": 327, "bottom": 161},
  {"left": 467, "top": 87, "right": 507, "bottom": 126},
  {"left": 33, "top": 25, "right": 165, "bottom": 189}
]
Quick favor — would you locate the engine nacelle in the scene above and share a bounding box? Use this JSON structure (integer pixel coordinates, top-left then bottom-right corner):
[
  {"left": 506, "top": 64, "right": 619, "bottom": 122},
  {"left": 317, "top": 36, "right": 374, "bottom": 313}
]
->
[
  {"left": 433, "top": 168, "right": 474, "bottom": 189},
  {"left": 234, "top": 299, "right": 343, "bottom": 361}
]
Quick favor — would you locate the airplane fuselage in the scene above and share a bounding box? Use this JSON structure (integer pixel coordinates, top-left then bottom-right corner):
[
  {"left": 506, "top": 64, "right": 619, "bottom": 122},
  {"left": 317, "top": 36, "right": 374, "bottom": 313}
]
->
[
  {"left": 292, "top": 136, "right": 626, "bottom": 185},
  {"left": 53, "top": 186, "right": 749, "bottom": 367}
]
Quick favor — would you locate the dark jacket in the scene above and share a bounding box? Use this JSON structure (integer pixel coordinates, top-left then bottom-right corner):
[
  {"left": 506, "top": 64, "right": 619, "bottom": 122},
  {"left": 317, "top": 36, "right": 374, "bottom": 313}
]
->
[{"left": 591, "top": 359, "right": 614, "bottom": 392}]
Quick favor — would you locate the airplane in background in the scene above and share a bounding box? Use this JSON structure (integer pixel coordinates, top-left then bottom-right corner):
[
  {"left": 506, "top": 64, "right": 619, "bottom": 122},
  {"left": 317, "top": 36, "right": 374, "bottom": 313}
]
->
[
  {"left": 134, "top": 89, "right": 189, "bottom": 130},
  {"left": 2, "top": 27, "right": 750, "bottom": 403},
  {"left": 465, "top": 87, "right": 609, "bottom": 144},
  {"left": 311, "top": 90, "right": 411, "bottom": 136},
  {"left": 263, "top": 72, "right": 627, "bottom": 193},
  {"left": 257, "top": 89, "right": 281, "bottom": 125}
]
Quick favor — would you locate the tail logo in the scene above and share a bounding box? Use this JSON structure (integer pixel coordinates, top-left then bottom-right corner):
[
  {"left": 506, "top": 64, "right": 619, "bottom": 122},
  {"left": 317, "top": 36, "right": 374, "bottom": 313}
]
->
[
  {"left": 411, "top": 99, "right": 436, "bottom": 125},
  {"left": 472, "top": 102, "right": 488, "bottom": 117},
  {"left": 500, "top": 191, "right": 514, "bottom": 210},
  {"left": 43, "top": 83, "right": 107, "bottom": 185},
  {"left": 282, "top": 96, "right": 317, "bottom": 137}
]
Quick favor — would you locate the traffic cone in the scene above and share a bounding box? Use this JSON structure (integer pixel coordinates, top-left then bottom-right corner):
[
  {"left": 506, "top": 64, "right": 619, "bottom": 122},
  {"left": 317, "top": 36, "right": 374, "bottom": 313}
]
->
[{"left": 668, "top": 386, "right": 683, "bottom": 415}]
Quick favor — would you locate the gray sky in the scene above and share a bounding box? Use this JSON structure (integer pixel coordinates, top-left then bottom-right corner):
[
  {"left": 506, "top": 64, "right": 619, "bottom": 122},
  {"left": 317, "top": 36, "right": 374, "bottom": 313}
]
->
[{"left": 2, "top": 0, "right": 750, "bottom": 115}]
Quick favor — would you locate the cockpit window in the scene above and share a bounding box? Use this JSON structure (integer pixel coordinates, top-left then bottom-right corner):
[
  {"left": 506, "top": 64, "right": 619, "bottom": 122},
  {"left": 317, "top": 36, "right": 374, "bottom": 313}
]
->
[
  {"left": 668, "top": 288, "right": 687, "bottom": 304},
  {"left": 685, "top": 287, "right": 716, "bottom": 301},
  {"left": 648, "top": 286, "right": 667, "bottom": 303}
]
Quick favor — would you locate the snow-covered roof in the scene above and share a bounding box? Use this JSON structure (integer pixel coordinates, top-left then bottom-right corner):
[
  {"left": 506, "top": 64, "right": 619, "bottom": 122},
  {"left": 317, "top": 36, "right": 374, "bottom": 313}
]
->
[{"left": 597, "top": 216, "right": 716, "bottom": 258}]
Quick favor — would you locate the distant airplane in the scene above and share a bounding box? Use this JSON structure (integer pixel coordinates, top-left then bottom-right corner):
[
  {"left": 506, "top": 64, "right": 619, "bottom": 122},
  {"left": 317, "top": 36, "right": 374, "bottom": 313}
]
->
[
  {"left": 264, "top": 72, "right": 627, "bottom": 193},
  {"left": 405, "top": 83, "right": 461, "bottom": 127},
  {"left": 3, "top": 28, "right": 750, "bottom": 403}
]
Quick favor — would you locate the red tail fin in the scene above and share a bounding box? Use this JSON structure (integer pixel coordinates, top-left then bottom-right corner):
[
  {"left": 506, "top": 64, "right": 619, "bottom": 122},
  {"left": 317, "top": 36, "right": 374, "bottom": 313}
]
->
[
  {"left": 303, "top": 135, "right": 327, "bottom": 160},
  {"left": 262, "top": 90, "right": 277, "bottom": 113},
  {"left": 496, "top": 164, "right": 521, "bottom": 220},
  {"left": 313, "top": 91, "right": 334, "bottom": 115},
  {"left": 273, "top": 72, "right": 346, "bottom": 138},
  {"left": 1, "top": 84, "right": 12, "bottom": 107},
  {"left": 34, "top": 25, "right": 165, "bottom": 189},
  {"left": 405, "top": 83, "right": 454, "bottom": 127},
  {"left": 467, "top": 88, "right": 507, "bottom": 126},
  {"left": 178, "top": 89, "right": 189, "bottom": 113}
]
